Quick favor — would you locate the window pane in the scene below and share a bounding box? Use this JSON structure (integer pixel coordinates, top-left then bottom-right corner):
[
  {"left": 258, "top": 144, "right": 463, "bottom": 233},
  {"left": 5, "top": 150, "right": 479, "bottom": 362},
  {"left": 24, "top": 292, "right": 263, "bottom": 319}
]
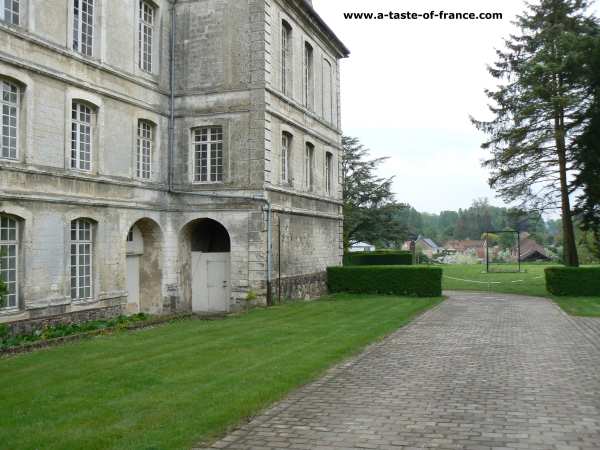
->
[
  {"left": 0, "top": 215, "right": 18, "bottom": 308},
  {"left": 70, "top": 219, "right": 93, "bottom": 300},
  {"left": 194, "top": 126, "right": 223, "bottom": 183},
  {"left": 0, "top": 80, "right": 19, "bottom": 160}
]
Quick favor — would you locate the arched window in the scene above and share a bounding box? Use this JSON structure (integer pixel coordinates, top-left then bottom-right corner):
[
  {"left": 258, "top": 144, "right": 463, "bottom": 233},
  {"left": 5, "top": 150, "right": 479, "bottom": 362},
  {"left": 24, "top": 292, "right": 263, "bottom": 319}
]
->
[
  {"left": 325, "top": 151, "right": 333, "bottom": 194},
  {"left": 138, "top": 0, "right": 155, "bottom": 72},
  {"left": 281, "top": 132, "right": 292, "bottom": 183},
  {"left": 70, "top": 219, "right": 93, "bottom": 300},
  {"left": 0, "top": 0, "right": 19, "bottom": 25},
  {"left": 281, "top": 20, "right": 292, "bottom": 96},
  {"left": 137, "top": 120, "right": 153, "bottom": 179},
  {"left": 0, "top": 79, "right": 19, "bottom": 160},
  {"left": 193, "top": 126, "right": 223, "bottom": 183},
  {"left": 71, "top": 101, "right": 93, "bottom": 171},
  {"left": 0, "top": 214, "right": 19, "bottom": 309},
  {"left": 304, "top": 42, "right": 314, "bottom": 109},
  {"left": 304, "top": 142, "right": 314, "bottom": 191},
  {"left": 73, "top": 0, "right": 95, "bottom": 56}
]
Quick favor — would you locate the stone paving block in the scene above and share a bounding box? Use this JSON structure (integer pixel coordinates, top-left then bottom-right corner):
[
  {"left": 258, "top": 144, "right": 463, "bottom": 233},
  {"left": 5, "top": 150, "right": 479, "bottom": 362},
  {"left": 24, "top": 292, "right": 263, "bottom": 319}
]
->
[{"left": 198, "top": 292, "right": 600, "bottom": 450}]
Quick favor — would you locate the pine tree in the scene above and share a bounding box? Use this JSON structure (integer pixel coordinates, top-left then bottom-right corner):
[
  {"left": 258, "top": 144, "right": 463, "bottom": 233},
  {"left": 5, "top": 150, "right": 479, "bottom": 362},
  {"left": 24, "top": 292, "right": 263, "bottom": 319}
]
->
[
  {"left": 342, "top": 136, "right": 408, "bottom": 249},
  {"left": 472, "top": 0, "right": 599, "bottom": 266},
  {"left": 573, "top": 33, "right": 600, "bottom": 258}
]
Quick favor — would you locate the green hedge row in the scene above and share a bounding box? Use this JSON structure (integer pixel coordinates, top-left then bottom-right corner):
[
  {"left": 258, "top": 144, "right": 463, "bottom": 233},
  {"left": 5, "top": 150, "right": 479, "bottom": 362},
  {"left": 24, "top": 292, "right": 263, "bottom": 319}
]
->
[
  {"left": 545, "top": 267, "right": 600, "bottom": 296},
  {"left": 328, "top": 266, "right": 442, "bottom": 297},
  {"left": 343, "top": 251, "right": 413, "bottom": 266}
]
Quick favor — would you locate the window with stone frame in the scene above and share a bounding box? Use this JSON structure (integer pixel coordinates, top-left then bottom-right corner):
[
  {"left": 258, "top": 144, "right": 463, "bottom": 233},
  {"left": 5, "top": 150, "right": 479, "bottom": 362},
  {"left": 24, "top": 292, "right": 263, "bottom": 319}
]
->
[
  {"left": 325, "top": 151, "right": 333, "bottom": 194},
  {"left": 323, "top": 59, "right": 333, "bottom": 124},
  {"left": 0, "top": 0, "right": 19, "bottom": 25},
  {"left": 304, "top": 42, "right": 314, "bottom": 110},
  {"left": 0, "top": 79, "right": 19, "bottom": 160},
  {"left": 304, "top": 142, "right": 314, "bottom": 191},
  {"left": 281, "top": 20, "right": 292, "bottom": 96},
  {"left": 70, "top": 219, "right": 93, "bottom": 301},
  {"left": 0, "top": 215, "right": 19, "bottom": 309},
  {"left": 137, "top": 120, "right": 153, "bottom": 180},
  {"left": 73, "top": 0, "right": 94, "bottom": 56},
  {"left": 193, "top": 126, "right": 223, "bottom": 183},
  {"left": 281, "top": 132, "right": 292, "bottom": 184},
  {"left": 71, "top": 101, "right": 93, "bottom": 172},
  {"left": 138, "top": 0, "right": 155, "bottom": 72}
]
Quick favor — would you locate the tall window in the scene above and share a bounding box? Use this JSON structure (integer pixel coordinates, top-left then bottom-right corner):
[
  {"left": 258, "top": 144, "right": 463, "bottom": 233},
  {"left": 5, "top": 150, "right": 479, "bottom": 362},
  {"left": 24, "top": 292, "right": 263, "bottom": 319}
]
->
[
  {"left": 0, "top": 215, "right": 18, "bottom": 309},
  {"left": 281, "top": 20, "right": 292, "bottom": 95},
  {"left": 304, "top": 42, "right": 314, "bottom": 109},
  {"left": 73, "top": 0, "right": 94, "bottom": 56},
  {"left": 325, "top": 152, "right": 333, "bottom": 194},
  {"left": 281, "top": 132, "right": 291, "bottom": 183},
  {"left": 304, "top": 142, "right": 314, "bottom": 190},
  {"left": 0, "top": 0, "right": 19, "bottom": 25},
  {"left": 71, "top": 219, "right": 93, "bottom": 300},
  {"left": 71, "top": 102, "right": 92, "bottom": 171},
  {"left": 193, "top": 126, "right": 223, "bottom": 183},
  {"left": 139, "top": 1, "right": 155, "bottom": 72},
  {"left": 137, "top": 120, "right": 153, "bottom": 179},
  {"left": 1, "top": 79, "right": 18, "bottom": 160},
  {"left": 323, "top": 59, "right": 333, "bottom": 124}
]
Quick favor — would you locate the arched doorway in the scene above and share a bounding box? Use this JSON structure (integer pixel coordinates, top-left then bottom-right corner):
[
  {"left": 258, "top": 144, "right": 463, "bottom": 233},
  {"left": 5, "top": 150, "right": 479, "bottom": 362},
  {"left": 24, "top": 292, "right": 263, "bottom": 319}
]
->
[
  {"left": 125, "top": 219, "right": 163, "bottom": 314},
  {"left": 181, "top": 218, "right": 231, "bottom": 313}
]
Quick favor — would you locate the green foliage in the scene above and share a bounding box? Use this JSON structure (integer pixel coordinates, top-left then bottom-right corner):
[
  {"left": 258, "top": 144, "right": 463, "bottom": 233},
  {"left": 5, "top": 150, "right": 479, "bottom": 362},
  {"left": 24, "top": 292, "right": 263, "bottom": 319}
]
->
[
  {"left": 343, "top": 251, "right": 413, "bottom": 266},
  {"left": 342, "top": 136, "right": 408, "bottom": 249},
  {"left": 545, "top": 267, "right": 600, "bottom": 296},
  {"left": 394, "top": 198, "right": 549, "bottom": 245},
  {"left": 0, "top": 313, "right": 149, "bottom": 351},
  {"left": 573, "top": 34, "right": 600, "bottom": 258},
  {"left": 327, "top": 266, "right": 442, "bottom": 297}
]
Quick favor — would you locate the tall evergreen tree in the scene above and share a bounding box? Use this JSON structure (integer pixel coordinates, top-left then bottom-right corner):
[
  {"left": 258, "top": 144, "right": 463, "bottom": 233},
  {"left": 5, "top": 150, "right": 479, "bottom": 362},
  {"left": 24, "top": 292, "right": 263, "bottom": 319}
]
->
[
  {"left": 573, "top": 33, "right": 600, "bottom": 257},
  {"left": 342, "top": 136, "right": 407, "bottom": 249},
  {"left": 472, "top": 0, "right": 599, "bottom": 266}
]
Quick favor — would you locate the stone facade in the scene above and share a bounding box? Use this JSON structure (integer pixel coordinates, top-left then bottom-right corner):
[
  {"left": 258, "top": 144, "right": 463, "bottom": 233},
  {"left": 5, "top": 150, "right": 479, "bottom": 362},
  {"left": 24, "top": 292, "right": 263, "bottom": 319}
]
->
[{"left": 0, "top": 0, "right": 348, "bottom": 327}]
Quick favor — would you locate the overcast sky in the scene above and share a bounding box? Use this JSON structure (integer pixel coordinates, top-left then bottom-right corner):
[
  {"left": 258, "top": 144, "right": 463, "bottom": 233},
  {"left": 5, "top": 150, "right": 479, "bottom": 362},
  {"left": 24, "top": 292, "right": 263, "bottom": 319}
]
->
[{"left": 312, "top": 0, "right": 599, "bottom": 214}]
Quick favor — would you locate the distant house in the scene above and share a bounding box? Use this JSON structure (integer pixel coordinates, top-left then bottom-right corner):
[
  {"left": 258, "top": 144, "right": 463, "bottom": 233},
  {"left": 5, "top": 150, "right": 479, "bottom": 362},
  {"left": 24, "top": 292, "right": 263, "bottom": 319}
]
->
[
  {"left": 414, "top": 236, "right": 442, "bottom": 258},
  {"left": 514, "top": 233, "right": 551, "bottom": 262},
  {"left": 444, "top": 240, "right": 486, "bottom": 259},
  {"left": 349, "top": 242, "right": 376, "bottom": 253}
]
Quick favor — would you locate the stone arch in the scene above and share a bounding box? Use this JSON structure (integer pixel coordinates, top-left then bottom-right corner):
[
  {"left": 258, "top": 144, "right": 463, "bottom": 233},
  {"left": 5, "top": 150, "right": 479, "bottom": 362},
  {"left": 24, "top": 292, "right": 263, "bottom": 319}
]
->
[
  {"left": 125, "top": 218, "right": 163, "bottom": 314},
  {"left": 179, "top": 218, "right": 231, "bottom": 312}
]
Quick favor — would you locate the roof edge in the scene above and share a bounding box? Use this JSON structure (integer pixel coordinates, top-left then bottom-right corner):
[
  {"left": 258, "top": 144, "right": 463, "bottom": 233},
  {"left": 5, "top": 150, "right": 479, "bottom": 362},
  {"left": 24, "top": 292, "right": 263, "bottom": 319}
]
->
[{"left": 295, "top": 0, "right": 350, "bottom": 58}]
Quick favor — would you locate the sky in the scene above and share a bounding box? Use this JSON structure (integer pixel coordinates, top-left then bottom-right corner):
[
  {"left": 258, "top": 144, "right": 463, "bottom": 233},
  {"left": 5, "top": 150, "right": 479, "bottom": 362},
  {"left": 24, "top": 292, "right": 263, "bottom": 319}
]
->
[{"left": 312, "top": 0, "right": 600, "bottom": 214}]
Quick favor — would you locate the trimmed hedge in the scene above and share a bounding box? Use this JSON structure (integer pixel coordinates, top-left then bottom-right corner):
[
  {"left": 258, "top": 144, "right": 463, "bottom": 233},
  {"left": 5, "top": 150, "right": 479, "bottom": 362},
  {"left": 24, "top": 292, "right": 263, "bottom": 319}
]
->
[
  {"left": 545, "top": 267, "right": 600, "bottom": 296},
  {"left": 328, "top": 266, "right": 442, "bottom": 297},
  {"left": 343, "top": 251, "right": 413, "bottom": 266}
]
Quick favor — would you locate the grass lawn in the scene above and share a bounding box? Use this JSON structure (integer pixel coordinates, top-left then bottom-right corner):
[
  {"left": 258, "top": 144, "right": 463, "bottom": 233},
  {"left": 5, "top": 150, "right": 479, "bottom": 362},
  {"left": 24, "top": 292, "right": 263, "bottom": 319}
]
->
[
  {"left": 441, "top": 263, "right": 600, "bottom": 317},
  {"left": 0, "top": 294, "right": 442, "bottom": 450}
]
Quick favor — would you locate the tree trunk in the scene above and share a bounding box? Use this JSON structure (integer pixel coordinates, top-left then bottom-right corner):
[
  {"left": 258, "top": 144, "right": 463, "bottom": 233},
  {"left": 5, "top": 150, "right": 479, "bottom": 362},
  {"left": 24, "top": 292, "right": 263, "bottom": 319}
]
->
[{"left": 555, "top": 109, "right": 580, "bottom": 267}]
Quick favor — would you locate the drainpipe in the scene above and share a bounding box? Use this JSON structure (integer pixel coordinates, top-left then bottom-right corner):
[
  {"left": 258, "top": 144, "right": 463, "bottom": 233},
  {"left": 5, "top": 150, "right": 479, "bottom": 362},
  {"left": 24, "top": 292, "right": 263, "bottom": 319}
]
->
[{"left": 167, "top": 1, "right": 273, "bottom": 305}]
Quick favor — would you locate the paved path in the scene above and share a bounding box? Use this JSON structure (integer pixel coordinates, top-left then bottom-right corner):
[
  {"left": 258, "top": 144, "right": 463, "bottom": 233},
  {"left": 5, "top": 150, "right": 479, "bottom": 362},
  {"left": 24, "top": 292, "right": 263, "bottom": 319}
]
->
[{"left": 198, "top": 292, "right": 600, "bottom": 450}]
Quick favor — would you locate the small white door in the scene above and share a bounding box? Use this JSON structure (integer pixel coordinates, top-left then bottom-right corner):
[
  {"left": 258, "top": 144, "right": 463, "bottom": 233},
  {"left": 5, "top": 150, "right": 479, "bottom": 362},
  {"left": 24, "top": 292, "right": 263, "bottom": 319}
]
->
[
  {"left": 192, "top": 252, "right": 230, "bottom": 312},
  {"left": 126, "top": 255, "right": 140, "bottom": 314}
]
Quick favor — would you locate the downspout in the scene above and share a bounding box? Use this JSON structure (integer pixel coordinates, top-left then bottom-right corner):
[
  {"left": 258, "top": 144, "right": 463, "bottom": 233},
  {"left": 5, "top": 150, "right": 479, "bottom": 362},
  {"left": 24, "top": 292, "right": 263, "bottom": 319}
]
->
[{"left": 167, "top": 1, "right": 273, "bottom": 305}]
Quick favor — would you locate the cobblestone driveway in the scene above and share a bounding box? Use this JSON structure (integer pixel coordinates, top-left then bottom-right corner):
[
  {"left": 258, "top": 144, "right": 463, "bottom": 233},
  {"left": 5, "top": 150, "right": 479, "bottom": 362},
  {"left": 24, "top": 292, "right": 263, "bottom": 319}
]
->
[{"left": 198, "top": 292, "right": 600, "bottom": 450}]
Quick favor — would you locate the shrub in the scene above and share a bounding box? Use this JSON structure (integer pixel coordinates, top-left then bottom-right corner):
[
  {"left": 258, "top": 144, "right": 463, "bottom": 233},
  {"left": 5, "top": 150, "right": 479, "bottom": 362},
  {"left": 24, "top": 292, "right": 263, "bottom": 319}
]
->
[
  {"left": 343, "top": 251, "right": 413, "bottom": 266},
  {"left": 545, "top": 267, "right": 600, "bottom": 296},
  {"left": 328, "top": 266, "right": 442, "bottom": 297}
]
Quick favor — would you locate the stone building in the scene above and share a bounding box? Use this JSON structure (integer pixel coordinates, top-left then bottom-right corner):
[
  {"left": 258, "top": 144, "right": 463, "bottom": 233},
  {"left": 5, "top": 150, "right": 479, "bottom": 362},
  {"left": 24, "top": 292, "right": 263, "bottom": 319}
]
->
[{"left": 0, "top": 0, "right": 349, "bottom": 330}]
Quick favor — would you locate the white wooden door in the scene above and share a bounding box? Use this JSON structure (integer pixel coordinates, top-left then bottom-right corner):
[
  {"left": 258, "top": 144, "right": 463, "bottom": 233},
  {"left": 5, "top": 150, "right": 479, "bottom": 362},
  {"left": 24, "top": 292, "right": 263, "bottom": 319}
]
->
[
  {"left": 126, "top": 255, "right": 140, "bottom": 314},
  {"left": 192, "top": 252, "right": 230, "bottom": 312}
]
